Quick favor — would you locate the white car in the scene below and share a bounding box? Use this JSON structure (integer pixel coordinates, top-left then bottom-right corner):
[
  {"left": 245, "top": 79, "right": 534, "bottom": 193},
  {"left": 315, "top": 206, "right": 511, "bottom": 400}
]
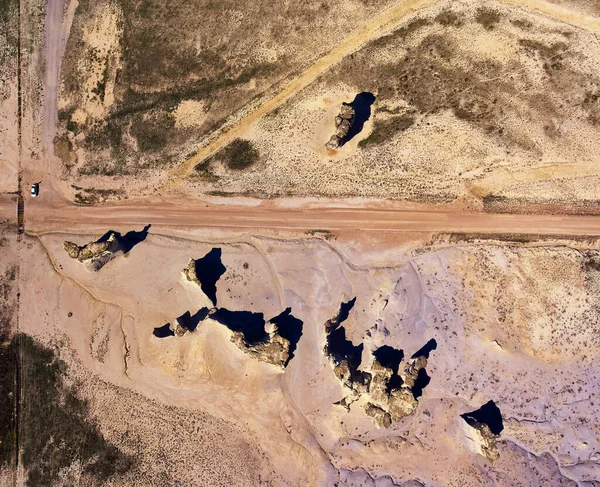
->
[{"left": 31, "top": 183, "right": 39, "bottom": 197}]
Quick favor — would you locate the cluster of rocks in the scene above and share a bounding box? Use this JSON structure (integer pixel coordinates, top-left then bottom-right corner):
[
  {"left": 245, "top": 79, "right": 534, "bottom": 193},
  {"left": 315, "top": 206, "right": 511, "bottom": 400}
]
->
[
  {"left": 324, "top": 300, "right": 435, "bottom": 428},
  {"left": 63, "top": 232, "right": 125, "bottom": 271},
  {"left": 364, "top": 354, "right": 429, "bottom": 428},
  {"left": 224, "top": 314, "right": 292, "bottom": 369},
  {"left": 158, "top": 257, "right": 302, "bottom": 368},
  {"left": 325, "top": 103, "right": 355, "bottom": 150}
]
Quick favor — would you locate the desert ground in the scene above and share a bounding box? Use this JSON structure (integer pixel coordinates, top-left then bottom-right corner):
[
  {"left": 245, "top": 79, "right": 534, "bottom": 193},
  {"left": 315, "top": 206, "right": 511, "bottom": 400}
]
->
[{"left": 1, "top": 0, "right": 600, "bottom": 485}]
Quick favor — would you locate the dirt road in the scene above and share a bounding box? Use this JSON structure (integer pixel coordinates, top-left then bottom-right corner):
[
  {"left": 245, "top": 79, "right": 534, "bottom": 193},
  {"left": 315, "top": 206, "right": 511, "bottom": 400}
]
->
[
  {"left": 42, "top": 0, "right": 76, "bottom": 156},
  {"left": 5, "top": 197, "right": 596, "bottom": 236}
]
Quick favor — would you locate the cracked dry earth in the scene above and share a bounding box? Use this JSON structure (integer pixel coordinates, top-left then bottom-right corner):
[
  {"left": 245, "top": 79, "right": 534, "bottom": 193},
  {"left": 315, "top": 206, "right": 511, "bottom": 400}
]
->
[{"left": 13, "top": 228, "right": 600, "bottom": 486}]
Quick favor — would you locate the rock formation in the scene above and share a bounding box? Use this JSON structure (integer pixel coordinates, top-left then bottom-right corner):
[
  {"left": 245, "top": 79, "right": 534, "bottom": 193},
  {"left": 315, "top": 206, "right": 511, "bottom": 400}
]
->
[
  {"left": 230, "top": 320, "right": 291, "bottom": 368},
  {"left": 182, "top": 258, "right": 201, "bottom": 287},
  {"left": 461, "top": 400, "right": 503, "bottom": 462},
  {"left": 209, "top": 308, "right": 296, "bottom": 369},
  {"left": 364, "top": 402, "right": 392, "bottom": 428},
  {"left": 181, "top": 249, "right": 226, "bottom": 305},
  {"left": 171, "top": 317, "right": 189, "bottom": 337},
  {"left": 63, "top": 233, "right": 125, "bottom": 271},
  {"left": 324, "top": 302, "right": 435, "bottom": 427},
  {"left": 462, "top": 420, "right": 500, "bottom": 462},
  {"left": 325, "top": 103, "right": 355, "bottom": 150}
]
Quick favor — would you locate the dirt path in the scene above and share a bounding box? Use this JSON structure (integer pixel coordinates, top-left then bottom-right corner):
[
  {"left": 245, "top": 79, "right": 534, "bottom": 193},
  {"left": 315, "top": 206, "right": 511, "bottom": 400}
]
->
[{"left": 42, "top": 0, "right": 77, "bottom": 156}]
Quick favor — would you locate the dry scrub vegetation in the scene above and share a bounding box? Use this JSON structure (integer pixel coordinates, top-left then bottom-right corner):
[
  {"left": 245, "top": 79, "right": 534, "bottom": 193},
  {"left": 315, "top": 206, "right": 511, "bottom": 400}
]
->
[
  {"left": 56, "top": 0, "right": 395, "bottom": 198},
  {"left": 199, "top": 1, "right": 600, "bottom": 207}
]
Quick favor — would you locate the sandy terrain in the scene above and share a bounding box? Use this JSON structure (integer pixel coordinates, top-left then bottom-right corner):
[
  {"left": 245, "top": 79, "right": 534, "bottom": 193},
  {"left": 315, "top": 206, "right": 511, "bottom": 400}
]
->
[
  {"left": 9, "top": 225, "right": 598, "bottom": 485},
  {"left": 2, "top": 0, "right": 600, "bottom": 484}
]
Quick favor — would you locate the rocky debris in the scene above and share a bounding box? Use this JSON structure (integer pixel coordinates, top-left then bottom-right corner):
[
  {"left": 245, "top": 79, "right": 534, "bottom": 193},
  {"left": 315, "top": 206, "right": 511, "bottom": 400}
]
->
[
  {"left": 171, "top": 317, "right": 189, "bottom": 337},
  {"left": 230, "top": 320, "right": 291, "bottom": 368},
  {"left": 63, "top": 232, "right": 124, "bottom": 271},
  {"left": 326, "top": 103, "right": 355, "bottom": 150},
  {"left": 364, "top": 402, "right": 392, "bottom": 428},
  {"left": 153, "top": 308, "right": 211, "bottom": 339},
  {"left": 368, "top": 353, "right": 427, "bottom": 423},
  {"left": 461, "top": 400, "right": 504, "bottom": 462}
]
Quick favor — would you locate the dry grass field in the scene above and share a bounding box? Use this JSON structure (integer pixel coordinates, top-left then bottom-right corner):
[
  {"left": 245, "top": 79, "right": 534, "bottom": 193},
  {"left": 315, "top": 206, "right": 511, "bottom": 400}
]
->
[
  {"left": 55, "top": 0, "right": 398, "bottom": 199},
  {"left": 51, "top": 0, "right": 600, "bottom": 213},
  {"left": 194, "top": 1, "right": 600, "bottom": 209}
]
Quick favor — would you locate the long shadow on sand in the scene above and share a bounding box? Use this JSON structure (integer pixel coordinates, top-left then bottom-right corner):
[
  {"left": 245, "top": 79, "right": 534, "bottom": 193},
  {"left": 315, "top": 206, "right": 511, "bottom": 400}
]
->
[
  {"left": 97, "top": 224, "right": 151, "bottom": 253},
  {"left": 269, "top": 308, "right": 303, "bottom": 366},
  {"left": 209, "top": 308, "right": 268, "bottom": 346},
  {"left": 461, "top": 400, "right": 504, "bottom": 435}
]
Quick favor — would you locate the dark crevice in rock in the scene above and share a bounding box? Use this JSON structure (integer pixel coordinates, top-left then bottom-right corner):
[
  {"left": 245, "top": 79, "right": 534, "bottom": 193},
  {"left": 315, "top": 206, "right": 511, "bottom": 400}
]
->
[{"left": 268, "top": 308, "right": 303, "bottom": 367}]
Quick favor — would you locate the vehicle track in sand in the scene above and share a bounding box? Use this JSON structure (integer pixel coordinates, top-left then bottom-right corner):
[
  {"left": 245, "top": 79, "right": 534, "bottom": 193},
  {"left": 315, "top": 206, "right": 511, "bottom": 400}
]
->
[{"left": 163, "top": 0, "right": 600, "bottom": 187}]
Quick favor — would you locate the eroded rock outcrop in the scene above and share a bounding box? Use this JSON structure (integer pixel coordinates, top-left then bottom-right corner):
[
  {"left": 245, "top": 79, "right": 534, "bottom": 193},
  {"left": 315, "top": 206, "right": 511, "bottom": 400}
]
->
[
  {"left": 182, "top": 258, "right": 201, "bottom": 286},
  {"left": 463, "top": 421, "right": 499, "bottom": 463},
  {"left": 181, "top": 248, "right": 226, "bottom": 305},
  {"left": 324, "top": 299, "right": 436, "bottom": 427},
  {"left": 325, "top": 103, "right": 355, "bottom": 150},
  {"left": 461, "top": 400, "right": 504, "bottom": 462},
  {"left": 63, "top": 233, "right": 124, "bottom": 271},
  {"left": 230, "top": 319, "right": 291, "bottom": 368},
  {"left": 209, "top": 308, "right": 302, "bottom": 369}
]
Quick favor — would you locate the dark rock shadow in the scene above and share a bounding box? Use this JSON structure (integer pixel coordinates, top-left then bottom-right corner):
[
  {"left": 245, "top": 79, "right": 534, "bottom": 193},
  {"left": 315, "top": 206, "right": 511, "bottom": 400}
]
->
[
  {"left": 269, "top": 308, "right": 303, "bottom": 366},
  {"left": 97, "top": 224, "right": 151, "bottom": 253},
  {"left": 373, "top": 345, "right": 404, "bottom": 374},
  {"left": 194, "top": 248, "right": 227, "bottom": 306},
  {"left": 153, "top": 323, "right": 174, "bottom": 338},
  {"left": 326, "top": 325, "right": 364, "bottom": 371},
  {"left": 210, "top": 308, "right": 267, "bottom": 346},
  {"left": 412, "top": 368, "right": 431, "bottom": 399},
  {"left": 411, "top": 338, "right": 438, "bottom": 359},
  {"left": 338, "top": 297, "right": 356, "bottom": 324},
  {"left": 461, "top": 400, "right": 504, "bottom": 435},
  {"left": 343, "top": 92, "right": 376, "bottom": 145},
  {"left": 373, "top": 345, "right": 404, "bottom": 393},
  {"left": 176, "top": 307, "right": 210, "bottom": 332}
]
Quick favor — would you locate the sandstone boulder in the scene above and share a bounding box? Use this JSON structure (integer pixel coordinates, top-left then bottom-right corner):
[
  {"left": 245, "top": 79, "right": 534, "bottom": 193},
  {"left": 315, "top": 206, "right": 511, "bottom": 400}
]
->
[
  {"left": 462, "top": 420, "right": 500, "bottom": 463},
  {"left": 325, "top": 103, "right": 355, "bottom": 150}
]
